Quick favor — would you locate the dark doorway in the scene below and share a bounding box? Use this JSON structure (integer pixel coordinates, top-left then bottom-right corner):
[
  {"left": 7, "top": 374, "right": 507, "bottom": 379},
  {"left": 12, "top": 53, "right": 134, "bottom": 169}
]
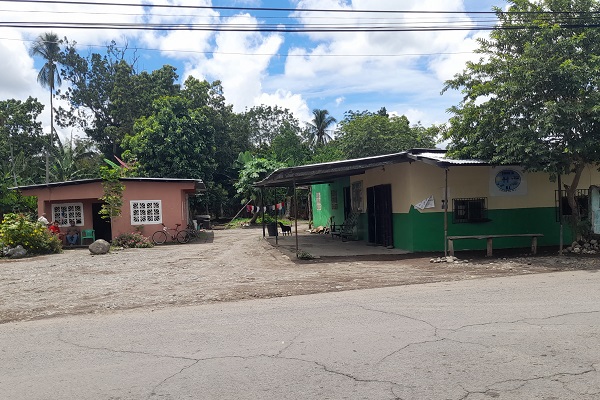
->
[
  {"left": 366, "top": 184, "right": 393, "bottom": 247},
  {"left": 92, "top": 203, "right": 112, "bottom": 241},
  {"left": 343, "top": 186, "right": 351, "bottom": 220}
]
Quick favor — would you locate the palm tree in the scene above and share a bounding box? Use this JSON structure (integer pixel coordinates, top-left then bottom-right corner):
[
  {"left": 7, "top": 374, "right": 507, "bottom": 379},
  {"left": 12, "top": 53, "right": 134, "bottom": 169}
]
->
[
  {"left": 308, "top": 109, "right": 336, "bottom": 147},
  {"left": 51, "top": 135, "right": 101, "bottom": 182},
  {"left": 30, "top": 32, "right": 62, "bottom": 184}
]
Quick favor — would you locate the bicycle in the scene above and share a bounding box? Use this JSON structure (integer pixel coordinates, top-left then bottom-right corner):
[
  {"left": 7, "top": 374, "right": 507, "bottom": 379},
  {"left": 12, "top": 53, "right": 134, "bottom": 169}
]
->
[
  {"left": 152, "top": 223, "right": 189, "bottom": 245},
  {"left": 178, "top": 223, "right": 205, "bottom": 243}
]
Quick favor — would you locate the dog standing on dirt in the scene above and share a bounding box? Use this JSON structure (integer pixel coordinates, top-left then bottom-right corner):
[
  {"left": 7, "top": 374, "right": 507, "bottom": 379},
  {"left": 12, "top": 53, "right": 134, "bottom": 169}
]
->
[{"left": 279, "top": 222, "right": 292, "bottom": 236}]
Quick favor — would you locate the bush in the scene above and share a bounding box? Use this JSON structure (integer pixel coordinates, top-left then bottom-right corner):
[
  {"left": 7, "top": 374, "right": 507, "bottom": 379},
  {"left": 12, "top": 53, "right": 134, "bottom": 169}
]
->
[
  {"left": 0, "top": 213, "right": 62, "bottom": 255},
  {"left": 112, "top": 232, "right": 153, "bottom": 248}
]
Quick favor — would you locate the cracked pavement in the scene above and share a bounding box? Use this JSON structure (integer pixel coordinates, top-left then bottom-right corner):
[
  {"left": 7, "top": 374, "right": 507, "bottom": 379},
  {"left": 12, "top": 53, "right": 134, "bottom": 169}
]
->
[{"left": 2, "top": 270, "right": 600, "bottom": 399}]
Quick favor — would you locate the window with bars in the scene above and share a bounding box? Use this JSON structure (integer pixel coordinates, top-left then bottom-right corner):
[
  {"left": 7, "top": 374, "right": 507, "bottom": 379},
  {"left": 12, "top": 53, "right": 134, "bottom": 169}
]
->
[
  {"left": 452, "top": 197, "right": 488, "bottom": 223},
  {"left": 52, "top": 203, "right": 84, "bottom": 226},
  {"left": 555, "top": 189, "right": 588, "bottom": 222},
  {"left": 316, "top": 192, "right": 322, "bottom": 211},
  {"left": 331, "top": 189, "right": 338, "bottom": 210},
  {"left": 130, "top": 200, "right": 162, "bottom": 224}
]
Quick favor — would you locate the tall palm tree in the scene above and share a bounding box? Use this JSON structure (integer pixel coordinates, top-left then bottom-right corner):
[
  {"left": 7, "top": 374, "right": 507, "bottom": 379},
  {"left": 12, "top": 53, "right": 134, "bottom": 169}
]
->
[
  {"left": 308, "top": 109, "right": 336, "bottom": 147},
  {"left": 30, "top": 32, "right": 62, "bottom": 184}
]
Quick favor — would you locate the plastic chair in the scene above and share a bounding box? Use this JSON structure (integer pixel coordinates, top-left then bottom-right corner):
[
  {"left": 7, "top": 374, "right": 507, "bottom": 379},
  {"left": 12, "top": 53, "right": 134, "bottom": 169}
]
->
[{"left": 80, "top": 229, "right": 96, "bottom": 245}]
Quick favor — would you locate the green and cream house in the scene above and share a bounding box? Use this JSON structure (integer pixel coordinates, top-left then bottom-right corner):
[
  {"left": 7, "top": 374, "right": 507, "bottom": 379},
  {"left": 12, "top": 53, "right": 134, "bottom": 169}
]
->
[{"left": 257, "top": 149, "right": 600, "bottom": 253}]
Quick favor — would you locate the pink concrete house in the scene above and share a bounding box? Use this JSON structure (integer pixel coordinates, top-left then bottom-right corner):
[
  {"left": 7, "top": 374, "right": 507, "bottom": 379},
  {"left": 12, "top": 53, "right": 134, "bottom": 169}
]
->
[{"left": 15, "top": 178, "right": 205, "bottom": 242}]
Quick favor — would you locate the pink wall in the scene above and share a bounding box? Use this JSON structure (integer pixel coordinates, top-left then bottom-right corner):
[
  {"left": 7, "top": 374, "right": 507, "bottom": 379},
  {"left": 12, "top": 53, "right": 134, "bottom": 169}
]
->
[{"left": 20, "top": 180, "right": 197, "bottom": 240}]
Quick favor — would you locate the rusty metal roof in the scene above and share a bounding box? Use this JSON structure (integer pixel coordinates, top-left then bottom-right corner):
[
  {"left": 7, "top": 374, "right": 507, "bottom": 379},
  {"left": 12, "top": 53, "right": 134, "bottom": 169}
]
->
[
  {"left": 11, "top": 177, "right": 206, "bottom": 191},
  {"left": 255, "top": 149, "right": 488, "bottom": 187}
]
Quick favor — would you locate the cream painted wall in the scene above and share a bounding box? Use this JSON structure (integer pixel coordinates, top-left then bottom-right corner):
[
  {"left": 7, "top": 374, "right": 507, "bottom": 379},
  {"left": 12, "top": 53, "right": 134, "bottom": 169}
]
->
[
  {"left": 351, "top": 162, "right": 413, "bottom": 213},
  {"left": 350, "top": 161, "right": 600, "bottom": 214}
]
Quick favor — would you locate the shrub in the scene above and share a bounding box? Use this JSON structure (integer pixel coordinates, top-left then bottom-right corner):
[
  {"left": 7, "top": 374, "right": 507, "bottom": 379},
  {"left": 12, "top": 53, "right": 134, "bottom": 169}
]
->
[
  {"left": 0, "top": 213, "right": 62, "bottom": 255},
  {"left": 112, "top": 232, "right": 153, "bottom": 248}
]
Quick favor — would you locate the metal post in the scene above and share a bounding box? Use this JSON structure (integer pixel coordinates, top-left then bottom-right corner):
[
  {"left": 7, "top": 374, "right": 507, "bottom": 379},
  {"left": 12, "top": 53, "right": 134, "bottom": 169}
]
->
[
  {"left": 294, "top": 179, "right": 299, "bottom": 257},
  {"left": 275, "top": 188, "right": 278, "bottom": 245},
  {"left": 558, "top": 175, "right": 563, "bottom": 255},
  {"left": 444, "top": 168, "right": 449, "bottom": 257},
  {"left": 261, "top": 187, "right": 265, "bottom": 237}
]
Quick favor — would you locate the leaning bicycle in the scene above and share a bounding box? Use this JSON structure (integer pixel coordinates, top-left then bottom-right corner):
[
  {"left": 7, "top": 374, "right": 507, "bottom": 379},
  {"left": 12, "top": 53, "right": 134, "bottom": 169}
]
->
[{"left": 152, "top": 223, "right": 189, "bottom": 245}]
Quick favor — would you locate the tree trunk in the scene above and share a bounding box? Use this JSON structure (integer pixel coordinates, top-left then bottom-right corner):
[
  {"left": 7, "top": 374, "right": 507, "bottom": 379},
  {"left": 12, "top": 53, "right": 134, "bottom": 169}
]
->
[
  {"left": 249, "top": 201, "right": 262, "bottom": 224},
  {"left": 564, "top": 163, "right": 585, "bottom": 240}
]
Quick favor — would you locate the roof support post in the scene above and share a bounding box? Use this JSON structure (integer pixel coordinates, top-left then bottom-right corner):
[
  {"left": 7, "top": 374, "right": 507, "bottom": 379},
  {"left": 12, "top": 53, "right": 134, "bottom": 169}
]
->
[
  {"left": 294, "top": 179, "right": 298, "bottom": 258},
  {"left": 261, "top": 187, "right": 265, "bottom": 238},
  {"left": 444, "top": 168, "right": 449, "bottom": 257}
]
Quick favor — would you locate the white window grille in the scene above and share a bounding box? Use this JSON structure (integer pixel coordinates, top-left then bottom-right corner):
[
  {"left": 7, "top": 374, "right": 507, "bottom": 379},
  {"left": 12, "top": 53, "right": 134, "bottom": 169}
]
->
[
  {"left": 316, "top": 192, "right": 322, "bottom": 211},
  {"left": 52, "top": 203, "right": 84, "bottom": 226},
  {"left": 131, "top": 200, "right": 162, "bottom": 224}
]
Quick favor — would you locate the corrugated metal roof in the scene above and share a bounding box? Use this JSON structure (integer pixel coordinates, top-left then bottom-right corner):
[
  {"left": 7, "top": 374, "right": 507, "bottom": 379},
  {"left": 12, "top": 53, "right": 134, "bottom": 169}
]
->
[
  {"left": 11, "top": 177, "right": 206, "bottom": 191},
  {"left": 255, "top": 149, "right": 490, "bottom": 187},
  {"left": 409, "top": 152, "right": 488, "bottom": 166}
]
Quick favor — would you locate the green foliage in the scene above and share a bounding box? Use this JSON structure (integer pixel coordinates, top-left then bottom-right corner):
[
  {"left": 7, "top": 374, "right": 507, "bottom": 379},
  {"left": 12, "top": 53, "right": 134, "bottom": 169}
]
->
[
  {"left": 122, "top": 95, "right": 217, "bottom": 181},
  {"left": 58, "top": 40, "right": 180, "bottom": 158},
  {"left": 244, "top": 105, "right": 302, "bottom": 148},
  {"left": 0, "top": 97, "right": 46, "bottom": 186},
  {"left": 111, "top": 232, "right": 153, "bottom": 248},
  {"left": 227, "top": 216, "right": 292, "bottom": 228},
  {"left": 51, "top": 135, "right": 102, "bottom": 181},
  {"left": 29, "top": 32, "right": 62, "bottom": 92},
  {"left": 296, "top": 250, "right": 314, "bottom": 260},
  {"left": 235, "top": 157, "right": 286, "bottom": 205},
  {"left": 98, "top": 165, "right": 124, "bottom": 223},
  {"left": 0, "top": 185, "right": 37, "bottom": 218},
  {"left": 306, "top": 109, "right": 336, "bottom": 148},
  {"left": 268, "top": 126, "right": 311, "bottom": 166},
  {"left": 0, "top": 213, "right": 62, "bottom": 254},
  {"left": 333, "top": 111, "right": 439, "bottom": 159},
  {"left": 443, "top": 0, "right": 600, "bottom": 232}
]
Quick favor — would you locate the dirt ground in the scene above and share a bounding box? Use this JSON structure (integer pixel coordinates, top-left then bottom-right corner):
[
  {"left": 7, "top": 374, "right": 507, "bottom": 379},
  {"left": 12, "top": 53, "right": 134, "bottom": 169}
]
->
[{"left": 2, "top": 226, "right": 600, "bottom": 324}]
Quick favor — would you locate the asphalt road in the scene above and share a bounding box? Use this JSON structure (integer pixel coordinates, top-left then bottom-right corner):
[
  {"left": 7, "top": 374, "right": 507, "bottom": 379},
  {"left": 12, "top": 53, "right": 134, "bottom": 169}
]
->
[{"left": 2, "top": 270, "right": 600, "bottom": 400}]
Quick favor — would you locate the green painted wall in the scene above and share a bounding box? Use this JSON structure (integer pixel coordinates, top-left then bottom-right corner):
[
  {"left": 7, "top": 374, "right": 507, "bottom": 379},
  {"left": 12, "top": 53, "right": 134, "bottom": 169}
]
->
[
  {"left": 311, "top": 178, "right": 350, "bottom": 227},
  {"left": 392, "top": 206, "right": 573, "bottom": 252}
]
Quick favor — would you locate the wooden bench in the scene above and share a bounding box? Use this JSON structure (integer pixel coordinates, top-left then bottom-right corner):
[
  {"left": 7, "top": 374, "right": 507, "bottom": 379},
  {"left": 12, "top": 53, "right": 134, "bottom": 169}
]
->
[{"left": 447, "top": 234, "right": 544, "bottom": 257}]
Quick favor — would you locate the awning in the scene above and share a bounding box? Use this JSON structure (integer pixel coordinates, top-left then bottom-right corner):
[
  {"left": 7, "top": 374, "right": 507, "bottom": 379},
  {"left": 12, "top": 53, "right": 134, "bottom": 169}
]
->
[{"left": 255, "top": 148, "right": 487, "bottom": 187}]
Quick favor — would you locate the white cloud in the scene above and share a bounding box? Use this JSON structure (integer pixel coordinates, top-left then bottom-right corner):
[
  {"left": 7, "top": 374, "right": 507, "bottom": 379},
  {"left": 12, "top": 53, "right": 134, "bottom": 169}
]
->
[
  {"left": 183, "top": 13, "right": 284, "bottom": 112},
  {"left": 0, "top": 0, "right": 500, "bottom": 139},
  {"left": 0, "top": 29, "right": 39, "bottom": 99},
  {"left": 255, "top": 89, "right": 312, "bottom": 124}
]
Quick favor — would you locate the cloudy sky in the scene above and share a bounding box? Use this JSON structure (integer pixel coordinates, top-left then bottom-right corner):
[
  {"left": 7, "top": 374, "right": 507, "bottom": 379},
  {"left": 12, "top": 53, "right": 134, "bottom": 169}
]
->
[{"left": 0, "top": 0, "right": 507, "bottom": 138}]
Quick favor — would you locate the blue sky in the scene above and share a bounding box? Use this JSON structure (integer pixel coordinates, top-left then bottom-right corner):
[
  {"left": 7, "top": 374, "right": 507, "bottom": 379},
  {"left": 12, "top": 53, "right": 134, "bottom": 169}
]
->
[{"left": 0, "top": 0, "right": 508, "bottom": 138}]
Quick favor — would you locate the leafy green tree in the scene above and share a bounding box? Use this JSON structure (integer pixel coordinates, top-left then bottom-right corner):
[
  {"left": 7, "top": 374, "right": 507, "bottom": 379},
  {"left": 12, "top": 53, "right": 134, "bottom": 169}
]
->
[
  {"left": 443, "top": 0, "right": 600, "bottom": 232},
  {"left": 29, "top": 32, "right": 62, "bottom": 184},
  {"left": 268, "top": 124, "right": 311, "bottom": 166},
  {"left": 0, "top": 97, "right": 46, "bottom": 186},
  {"left": 307, "top": 109, "right": 336, "bottom": 148},
  {"left": 98, "top": 165, "right": 124, "bottom": 233},
  {"left": 51, "top": 135, "right": 102, "bottom": 182},
  {"left": 334, "top": 111, "right": 438, "bottom": 159},
  {"left": 121, "top": 95, "right": 217, "bottom": 181},
  {"left": 58, "top": 40, "right": 180, "bottom": 158},
  {"left": 182, "top": 78, "right": 247, "bottom": 217},
  {"left": 234, "top": 155, "right": 286, "bottom": 223},
  {"left": 243, "top": 105, "right": 302, "bottom": 148}
]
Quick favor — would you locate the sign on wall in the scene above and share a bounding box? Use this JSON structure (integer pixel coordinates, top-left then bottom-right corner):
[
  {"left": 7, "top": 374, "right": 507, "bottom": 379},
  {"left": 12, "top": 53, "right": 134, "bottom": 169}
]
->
[{"left": 489, "top": 168, "right": 527, "bottom": 196}]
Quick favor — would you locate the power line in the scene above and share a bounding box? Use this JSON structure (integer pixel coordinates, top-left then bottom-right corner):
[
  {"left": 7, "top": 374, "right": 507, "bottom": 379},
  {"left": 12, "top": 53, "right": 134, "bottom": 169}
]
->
[
  {"left": 0, "top": 0, "right": 508, "bottom": 14},
  {"left": 0, "top": 36, "right": 478, "bottom": 58},
  {"left": 3, "top": 0, "right": 600, "bottom": 17}
]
